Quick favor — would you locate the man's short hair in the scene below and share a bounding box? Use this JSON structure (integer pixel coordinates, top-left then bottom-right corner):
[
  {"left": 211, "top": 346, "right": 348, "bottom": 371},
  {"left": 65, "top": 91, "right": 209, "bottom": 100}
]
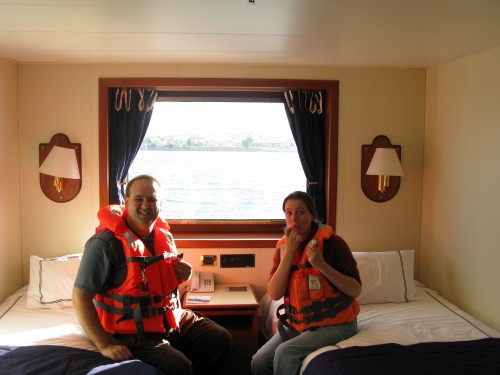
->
[{"left": 125, "top": 175, "right": 161, "bottom": 197}]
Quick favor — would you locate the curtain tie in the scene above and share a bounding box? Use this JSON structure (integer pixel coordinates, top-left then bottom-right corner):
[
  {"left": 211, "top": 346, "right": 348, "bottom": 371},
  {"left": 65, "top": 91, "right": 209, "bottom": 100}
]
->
[
  {"left": 306, "top": 91, "right": 323, "bottom": 115},
  {"left": 307, "top": 181, "right": 319, "bottom": 185},
  {"left": 311, "top": 92, "right": 323, "bottom": 115},
  {"left": 114, "top": 89, "right": 124, "bottom": 111},
  {"left": 115, "top": 89, "right": 157, "bottom": 112},
  {"left": 284, "top": 91, "right": 295, "bottom": 114},
  {"left": 146, "top": 91, "right": 158, "bottom": 112},
  {"left": 115, "top": 89, "right": 132, "bottom": 112},
  {"left": 285, "top": 90, "right": 323, "bottom": 115},
  {"left": 137, "top": 89, "right": 158, "bottom": 112},
  {"left": 138, "top": 90, "right": 145, "bottom": 111}
]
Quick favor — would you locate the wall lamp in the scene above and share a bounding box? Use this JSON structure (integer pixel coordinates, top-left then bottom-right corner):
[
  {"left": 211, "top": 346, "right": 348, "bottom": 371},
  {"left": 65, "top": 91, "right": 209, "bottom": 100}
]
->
[
  {"left": 39, "top": 133, "right": 82, "bottom": 202},
  {"left": 361, "top": 135, "right": 404, "bottom": 202}
]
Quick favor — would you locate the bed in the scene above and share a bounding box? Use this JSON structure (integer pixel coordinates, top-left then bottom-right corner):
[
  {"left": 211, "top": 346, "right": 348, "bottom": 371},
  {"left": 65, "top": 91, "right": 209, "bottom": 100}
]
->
[
  {"left": 258, "top": 250, "right": 500, "bottom": 374},
  {"left": 0, "top": 254, "right": 161, "bottom": 374}
]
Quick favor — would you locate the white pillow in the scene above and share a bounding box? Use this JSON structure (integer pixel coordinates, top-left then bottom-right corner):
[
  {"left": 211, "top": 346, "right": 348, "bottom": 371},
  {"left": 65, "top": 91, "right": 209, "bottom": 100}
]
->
[
  {"left": 27, "top": 254, "right": 82, "bottom": 309},
  {"left": 354, "top": 250, "right": 416, "bottom": 304},
  {"left": 258, "top": 293, "right": 283, "bottom": 340}
]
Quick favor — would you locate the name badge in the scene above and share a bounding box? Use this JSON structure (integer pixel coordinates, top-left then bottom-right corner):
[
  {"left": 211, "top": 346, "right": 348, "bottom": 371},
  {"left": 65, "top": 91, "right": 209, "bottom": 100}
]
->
[{"left": 308, "top": 275, "right": 321, "bottom": 290}]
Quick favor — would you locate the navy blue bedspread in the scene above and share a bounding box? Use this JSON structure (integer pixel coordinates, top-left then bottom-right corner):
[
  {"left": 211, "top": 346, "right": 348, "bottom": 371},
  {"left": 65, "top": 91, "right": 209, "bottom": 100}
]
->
[
  {"left": 302, "top": 338, "right": 500, "bottom": 375},
  {"left": 0, "top": 345, "right": 161, "bottom": 375}
]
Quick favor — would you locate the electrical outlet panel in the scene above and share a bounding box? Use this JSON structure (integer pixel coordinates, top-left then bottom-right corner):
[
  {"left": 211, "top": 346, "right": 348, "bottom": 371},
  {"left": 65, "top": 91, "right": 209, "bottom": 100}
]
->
[
  {"left": 220, "top": 254, "right": 255, "bottom": 268},
  {"left": 200, "top": 255, "right": 217, "bottom": 266}
]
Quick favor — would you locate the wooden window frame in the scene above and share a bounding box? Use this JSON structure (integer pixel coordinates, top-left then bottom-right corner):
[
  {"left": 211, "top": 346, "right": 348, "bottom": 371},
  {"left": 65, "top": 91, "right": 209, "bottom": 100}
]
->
[{"left": 99, "top": 78, "right": 339, "bottom": 248}]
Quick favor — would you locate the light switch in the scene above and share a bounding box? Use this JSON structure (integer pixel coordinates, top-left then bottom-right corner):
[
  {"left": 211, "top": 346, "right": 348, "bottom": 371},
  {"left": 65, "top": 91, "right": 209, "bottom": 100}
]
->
[{"left": 200, "top": 255, "right": 217, "bottom": 266}]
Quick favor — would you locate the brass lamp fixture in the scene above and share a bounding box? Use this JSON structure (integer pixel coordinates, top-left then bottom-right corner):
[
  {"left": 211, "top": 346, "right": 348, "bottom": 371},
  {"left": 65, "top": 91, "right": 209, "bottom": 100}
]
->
[
  {"left": 361, "top": 135, "right": 404, "bottom": 202},
  {"left": 366, "top": 148, "right": 404, "bottom": 193},
  {"left": 39, "top": 133, "right": 82, "bottom": 202}
]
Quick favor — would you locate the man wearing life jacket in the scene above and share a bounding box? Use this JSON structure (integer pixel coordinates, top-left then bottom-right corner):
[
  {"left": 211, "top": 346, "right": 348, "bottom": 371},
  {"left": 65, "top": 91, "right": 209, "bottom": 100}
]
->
[
  {"left": 73, "top": 175, "right": 232, "bottom": 375},
  {"left": 251, "top": 191, "right": 362, "bottom": 375}
]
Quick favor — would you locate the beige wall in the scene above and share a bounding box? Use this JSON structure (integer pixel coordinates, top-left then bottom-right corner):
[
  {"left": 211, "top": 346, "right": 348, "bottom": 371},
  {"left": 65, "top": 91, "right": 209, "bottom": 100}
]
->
[
  {"left": 336, "top": 69, "right": 425, "bottom": 263},
  {"left": 0, "top": 58, "right": 22, "bottom": 301},
  {"left": 15, "top": 64, "right": 426, "bottom": 298},
  {"left": 17, "top": 65, "right": 96, "bottom": 290},
  {"left": 12, "top": 64, "right": 425, "bottom": 303},
  {"left": 3, "top": 47, "right": 499, "bottom": 335},
  {"left": 421, "top": 46, "right": 500, "bottom": 332}
]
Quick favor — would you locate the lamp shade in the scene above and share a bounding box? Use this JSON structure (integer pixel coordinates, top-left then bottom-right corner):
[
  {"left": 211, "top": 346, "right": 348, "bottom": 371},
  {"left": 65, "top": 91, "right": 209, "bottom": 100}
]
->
[
  {"left": 366, "top": 147, "right": 404, "bottom": 176},
  {"left": 39, "top": 145, "right": 81, "bottom": 179}
]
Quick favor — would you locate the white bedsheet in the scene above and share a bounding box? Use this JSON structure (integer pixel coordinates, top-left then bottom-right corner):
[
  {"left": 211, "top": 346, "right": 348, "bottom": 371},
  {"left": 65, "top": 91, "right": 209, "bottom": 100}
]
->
[
  {"left": 0, "top": 286, "right": 96, "bottom": 351},
  {"left": 3, "top": 283, "right": 500, "bottom": 371},
  {"left": 300, "top": 284, "right": 500, "bottom": 373}
]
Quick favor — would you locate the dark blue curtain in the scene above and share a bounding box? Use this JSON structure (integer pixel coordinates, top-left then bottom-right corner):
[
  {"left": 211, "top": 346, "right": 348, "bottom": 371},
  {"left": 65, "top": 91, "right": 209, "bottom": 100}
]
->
[
  {"left": 283, "top": 90, "right": 326, "bottom": 222},
  {"left": 108, "top": 88, "right": 157, "bottom": 204}
]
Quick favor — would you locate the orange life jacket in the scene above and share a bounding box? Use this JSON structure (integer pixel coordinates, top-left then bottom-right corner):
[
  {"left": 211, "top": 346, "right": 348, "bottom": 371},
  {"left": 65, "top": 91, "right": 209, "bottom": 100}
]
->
[
  {"left": 277, "top": 224, "right": 360, "bottom": 332},
  {"left": 93, "top": 205, "right": 182, "bottom": 343}
]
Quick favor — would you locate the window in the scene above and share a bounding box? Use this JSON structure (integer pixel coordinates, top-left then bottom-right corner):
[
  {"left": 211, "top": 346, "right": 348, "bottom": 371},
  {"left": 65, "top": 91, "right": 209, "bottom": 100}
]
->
[
  {"left": 128, "top": 101, "right": 305, "bottom": 220},
  {"left": 99, "top": 78, "right": 339, "bottom": 242}
]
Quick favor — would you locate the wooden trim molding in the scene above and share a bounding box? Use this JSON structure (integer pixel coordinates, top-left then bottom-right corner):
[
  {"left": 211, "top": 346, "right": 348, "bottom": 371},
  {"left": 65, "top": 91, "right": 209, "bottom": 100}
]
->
[{"left": 99, "top": 78, "right": 339, "bottom": 240}]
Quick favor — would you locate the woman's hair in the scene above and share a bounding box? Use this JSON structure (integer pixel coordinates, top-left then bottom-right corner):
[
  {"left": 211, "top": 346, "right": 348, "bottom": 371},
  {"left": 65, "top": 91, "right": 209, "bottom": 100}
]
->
[{"left": 282, "top": 191, "right": 318, "bottom": 222}]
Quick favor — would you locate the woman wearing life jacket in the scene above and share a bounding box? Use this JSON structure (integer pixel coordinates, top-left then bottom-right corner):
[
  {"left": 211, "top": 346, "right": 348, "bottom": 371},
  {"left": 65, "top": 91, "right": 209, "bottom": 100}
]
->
[
  {"left": 73, "top": 175, "right": 232, "bottom": 375},
  {"left": 251, "top": 191, "right": 362, "bottom": 375}
]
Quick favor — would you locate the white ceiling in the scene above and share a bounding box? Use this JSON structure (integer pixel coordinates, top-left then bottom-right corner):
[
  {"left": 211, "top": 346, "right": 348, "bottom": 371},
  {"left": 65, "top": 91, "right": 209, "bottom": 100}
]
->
[{"left": 1, "top": 0, "right": 500, "bottom": 68}]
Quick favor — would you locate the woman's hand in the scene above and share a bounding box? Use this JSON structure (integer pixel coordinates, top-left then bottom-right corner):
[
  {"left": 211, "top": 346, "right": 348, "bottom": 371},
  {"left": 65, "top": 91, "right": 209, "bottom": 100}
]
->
[
  {"left": 305, "top": 239, "right": 326, "bottom": 270},
  {"left": 305, "top": 239, "right": 362, "bottom": 298},
  {"left": 284, "top": 226, "right": 300, "bottom": 256},
  {"left": 268, "top": 227, "right": 299, "bottom": 300}
]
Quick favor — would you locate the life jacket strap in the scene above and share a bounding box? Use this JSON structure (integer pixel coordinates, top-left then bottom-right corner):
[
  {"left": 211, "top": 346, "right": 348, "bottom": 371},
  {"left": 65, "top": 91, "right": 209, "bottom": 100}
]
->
[
  {"left": 94, "top": 294, "right": 173, "bottom": 317},
  {"left": 94, "top": 298, "right": 174, "bottom": 346},
  {"left": 126, "top": 255, "right": 161, "bottom": 268},
  {"left": 276, "top": 303, "right": 298, "bottom": 339},
  {"left": 126, "top": 251, "right": 183, "bottom": 269},
  {"left": 133, "top": 302, "right": 147, "bottom": 345},
  {"left": 290, "top": 262, "right": 312, "bottom": 272},
  {"left": 287, "top": 295, "right": 354, "bottom": 326},
  {"left": 99, "top": 292, "right": 165, "bottom": 305}
]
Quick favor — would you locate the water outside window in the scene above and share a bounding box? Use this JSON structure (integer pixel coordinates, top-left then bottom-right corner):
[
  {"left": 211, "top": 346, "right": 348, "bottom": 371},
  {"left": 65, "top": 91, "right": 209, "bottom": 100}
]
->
[{"left": 129, "top": 101, "right": 306, "bottom": 220}]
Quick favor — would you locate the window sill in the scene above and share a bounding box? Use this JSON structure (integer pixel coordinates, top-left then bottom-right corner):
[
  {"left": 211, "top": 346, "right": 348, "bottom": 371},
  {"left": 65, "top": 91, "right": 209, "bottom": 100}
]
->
[
  {"left": 174, "top": 232, "right": 281, "bottom": 248},
  {"left": 168, "top": 221, "right": 283, "bottom": 248}
]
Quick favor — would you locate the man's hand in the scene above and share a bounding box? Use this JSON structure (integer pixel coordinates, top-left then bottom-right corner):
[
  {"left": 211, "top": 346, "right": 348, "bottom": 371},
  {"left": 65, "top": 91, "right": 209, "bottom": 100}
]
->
[
  {"left": 173, "top": 260, "right": 192, "bottom": 282},
  {"left": 100, "top": 343, "right": 133, "bottom": 361}
]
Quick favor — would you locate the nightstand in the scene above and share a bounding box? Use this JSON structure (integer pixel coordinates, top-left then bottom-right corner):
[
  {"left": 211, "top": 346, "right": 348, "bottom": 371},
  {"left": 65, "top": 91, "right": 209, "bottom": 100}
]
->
[{"left": 183, "top": 283, "right": 260, "bottom": 375}]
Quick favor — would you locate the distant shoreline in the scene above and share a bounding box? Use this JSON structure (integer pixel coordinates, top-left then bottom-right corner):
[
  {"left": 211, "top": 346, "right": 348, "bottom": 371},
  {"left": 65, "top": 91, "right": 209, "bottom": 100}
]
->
[{"left": 140, "top": 146, "right": 297, "bottom": 152}]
